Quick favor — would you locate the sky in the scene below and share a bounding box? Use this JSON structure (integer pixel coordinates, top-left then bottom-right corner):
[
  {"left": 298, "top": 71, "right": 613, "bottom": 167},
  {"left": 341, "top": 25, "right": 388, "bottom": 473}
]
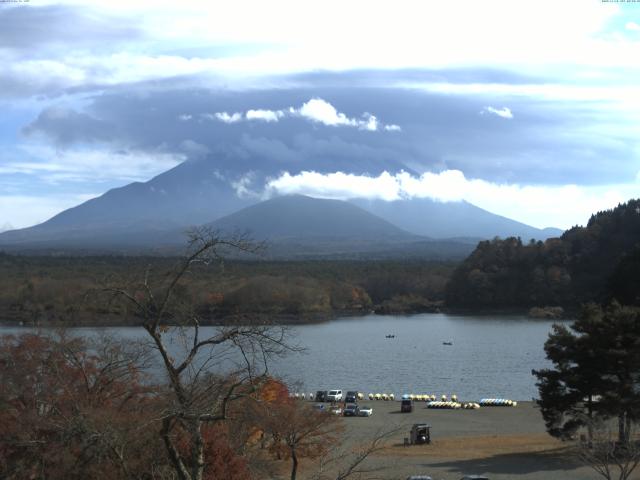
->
[{"left": 1, "top": 0, "right": 639, "bottom": 230}]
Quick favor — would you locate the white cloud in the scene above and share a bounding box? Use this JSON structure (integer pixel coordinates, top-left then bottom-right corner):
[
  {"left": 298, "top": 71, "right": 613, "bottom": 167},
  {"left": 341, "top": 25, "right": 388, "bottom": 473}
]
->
[
  {"left": 178, "top": 114, "right": 192, "bottom": 121},
  {"left": 246, "top": 109, "right": 285, "bottom": 122},
  {"left": 481, "top": 106, "right": 514, "bottom": 119},
  {"left": 210, "top": 98, "right": 401, "bottom": 132},
  {"left": 266, "top": 169, "right": 638, "bottom": 229},
  {"left": 231, "top": 172, "right": 261, "bottom": 199},
  {"left": 213, "top": 111, "right": 243, "bottom": 123},
  {"left": 267, "top": 171, "right": 402, "bottom": 201},
  {"left": 626, "top": 22, "right": 640, "bottom": 31},
  {"left": 297, "top": 98, "right": 357, "bottom": 127}
]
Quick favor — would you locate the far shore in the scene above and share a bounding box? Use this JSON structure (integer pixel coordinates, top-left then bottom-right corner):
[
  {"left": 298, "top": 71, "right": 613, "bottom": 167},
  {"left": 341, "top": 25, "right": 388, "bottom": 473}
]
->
[{"left": 0, "top": 305, "right": 576, "bottom": 329}]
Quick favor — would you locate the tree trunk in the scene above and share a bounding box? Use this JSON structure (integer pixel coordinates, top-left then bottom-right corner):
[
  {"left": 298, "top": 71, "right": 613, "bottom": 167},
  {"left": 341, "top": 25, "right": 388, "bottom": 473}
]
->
[
  {"left": 290, "top": 447, "right": 298, "bottom": 480},
  {"left": 191, "top": 420, "right": 205, "bottom": 480},
  {"left": 618, "top": 411, "right": 629, "bottom": 445}
]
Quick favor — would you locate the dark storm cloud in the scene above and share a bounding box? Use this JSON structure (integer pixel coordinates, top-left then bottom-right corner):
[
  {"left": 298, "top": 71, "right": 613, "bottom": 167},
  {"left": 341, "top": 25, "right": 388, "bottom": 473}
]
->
[
  {"left": 19, "top": 71, "right": 638, "bottom": 186},
  {"left": 0, "top": 5, "right": 140, "bottom": 53},
  {"left": 22, "top": 107, "right": 117, "bottom": 146}
]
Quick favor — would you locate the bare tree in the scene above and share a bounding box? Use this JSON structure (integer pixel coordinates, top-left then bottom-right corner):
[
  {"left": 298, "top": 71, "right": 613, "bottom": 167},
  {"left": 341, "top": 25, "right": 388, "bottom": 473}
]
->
[
  {"left": 260, "top": 400, "right": 343, "bottom": 480},
  {"left": 105, "top": 228, "right": 298, "bottom": 480},
  {"left": 578, "top": 419, "right": 640, "bottom": 480},
  {"left": 310, "top": 426, "right": 401, "bottom": 480}
]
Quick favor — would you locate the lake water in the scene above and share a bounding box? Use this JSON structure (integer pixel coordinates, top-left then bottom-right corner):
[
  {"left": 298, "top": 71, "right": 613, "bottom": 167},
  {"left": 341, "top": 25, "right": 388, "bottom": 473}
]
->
[{"left": 0, "top": 313, "right": 566, "bottom": 401}]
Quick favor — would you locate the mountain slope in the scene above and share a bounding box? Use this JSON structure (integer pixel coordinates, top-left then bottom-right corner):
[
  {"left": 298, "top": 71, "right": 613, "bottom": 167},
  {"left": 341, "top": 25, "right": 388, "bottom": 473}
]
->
[
  {"left": 209, "top": 195, "right": 416, "bottom": 240},
  {"left": 350, "top": 197, "right": 562, "bottom": 240},
  {"left": 0, "top": 158, "right": 253, "bottom": 247}
]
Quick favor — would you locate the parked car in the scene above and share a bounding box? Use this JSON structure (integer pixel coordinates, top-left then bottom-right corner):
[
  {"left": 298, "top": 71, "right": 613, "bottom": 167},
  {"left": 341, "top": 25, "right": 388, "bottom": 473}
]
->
[
  {"left": 329, "top": 405, "right": 342, "bottom": 415},
  {"left": 315, "top": 390, "right": 328, "bottom": 402},
  {"left": 326, "top": 389, "right": 343, "bottom": 402},
  {"left": 358, "top": 406, "right": 373, "bottom": 417},
  {"left": 343, "top": 404, "right": 359, "bottom": 416},
  {"left": 460, "top": 476, "right": 489, "bottom": 480},
  {"left": 401, "top": 398, "right": 413, "bottom": 413},
  {"left": 406, "top": 476, "right": 432, "bottom": 480},
  {"left": 345, "top": 391, "right": 359, "bottom": 403}
]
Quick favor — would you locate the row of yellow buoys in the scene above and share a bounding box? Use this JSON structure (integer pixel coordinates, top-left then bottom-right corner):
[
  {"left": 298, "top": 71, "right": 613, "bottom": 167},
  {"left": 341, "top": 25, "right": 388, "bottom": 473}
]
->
[
  {"left": 426, "top": 401, "right": 481, "bottom": 409},
  {"left": 427, "top": 401, "right": 462, "bottom": 409},
  {"left": 400, "top": 394, "right": 460, "bottom": 402},
  {"left": 367, "top": 393, "right": 395, "bottom": 400},
  {"left": 479, "top": 398, "right": 517, "bottom": 407}
]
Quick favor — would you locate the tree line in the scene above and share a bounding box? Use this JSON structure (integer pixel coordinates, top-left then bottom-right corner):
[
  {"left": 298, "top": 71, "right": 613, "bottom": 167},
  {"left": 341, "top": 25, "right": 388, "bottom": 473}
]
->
[
  {"left": 446, "top": 199, "right": 640, "bottom": 311},
  {"left": 0, "top": 253, "right": 453, "bottom": 326}
]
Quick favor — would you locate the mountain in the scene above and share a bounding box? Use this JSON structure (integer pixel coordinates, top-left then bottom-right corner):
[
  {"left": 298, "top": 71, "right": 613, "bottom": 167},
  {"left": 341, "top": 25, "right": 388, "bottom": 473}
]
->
[
  {"left": 350, "top": 197, "right": 563, "bottom": 240},
  {"left": 202, "top": 195, "right": 475, "bottom": 260},
  {"left": 0, "top": 155, "right": 562, "bottom": 254},
  {"left": 0, "top": 158, "right": 254, "bottom": 248},
  {"left": 209, "top": 195, "right": 414, "bottom": 240}
]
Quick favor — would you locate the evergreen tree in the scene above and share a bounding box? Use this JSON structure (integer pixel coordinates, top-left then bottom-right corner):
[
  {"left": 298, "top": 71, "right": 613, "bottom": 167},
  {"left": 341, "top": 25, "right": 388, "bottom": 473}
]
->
[{"left": 534, "top": 302, "right": 640, "bottom": 443}]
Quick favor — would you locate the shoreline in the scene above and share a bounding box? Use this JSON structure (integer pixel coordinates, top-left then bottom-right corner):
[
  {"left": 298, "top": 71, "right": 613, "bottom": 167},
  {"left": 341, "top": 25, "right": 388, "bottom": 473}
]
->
[{"left": 0, "top": 306, "right": 563, "bottom": 328}]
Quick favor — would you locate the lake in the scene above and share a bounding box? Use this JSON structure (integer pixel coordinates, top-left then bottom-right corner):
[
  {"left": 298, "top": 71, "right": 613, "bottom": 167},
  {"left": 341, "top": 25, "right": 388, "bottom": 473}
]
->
[{"left": 0, "top": 313, "right": 566, "bottom": 401}]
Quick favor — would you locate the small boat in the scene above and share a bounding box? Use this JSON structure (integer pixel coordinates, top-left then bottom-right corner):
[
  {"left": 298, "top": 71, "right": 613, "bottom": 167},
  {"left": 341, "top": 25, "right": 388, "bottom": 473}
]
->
[
  {"left": 385, "top": 334, "right": 396, "bottom": 338},
  {"left": 442, "top": 341, "right": 453, "bottom": 346}
]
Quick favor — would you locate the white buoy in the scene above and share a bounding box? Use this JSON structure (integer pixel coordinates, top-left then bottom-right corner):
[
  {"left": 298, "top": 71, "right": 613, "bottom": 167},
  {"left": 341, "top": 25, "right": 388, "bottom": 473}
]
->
[
  {"left": 357, "top": 392, "right": 364, "bottom": 400},
  {"left": 389, "top": 393, "right": 395, "bottom": 400},
  {"left": 382, "top": 393, "right": 389, "bottom": 401},
  {"left": 368, "top": 393, "right": 374, "bottom": 400},
  {"left": 451, "top": 394, "right": 458, "bottom": 402},
  {"left": 375, "top": 393, "right": 382, "bottom": 401},
  {"left": 441, "top": 394, "right": 447, "bottom": 401}
]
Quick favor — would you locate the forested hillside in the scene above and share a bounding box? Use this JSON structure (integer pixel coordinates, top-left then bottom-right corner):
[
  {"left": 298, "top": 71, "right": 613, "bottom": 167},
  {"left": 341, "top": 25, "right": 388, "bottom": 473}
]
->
[
  {"left": 0, "top": 255, "right": 453, "bottom": 325},
  {"left": 445, "top": 199, "right": 640, "bottom": 310}
]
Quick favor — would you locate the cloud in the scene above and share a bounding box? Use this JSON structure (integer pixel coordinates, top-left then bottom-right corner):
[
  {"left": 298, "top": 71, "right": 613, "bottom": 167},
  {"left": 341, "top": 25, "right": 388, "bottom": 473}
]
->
[
  {"left": 0, "top": 5, "right": 140, "bottom": 51},
  {"left": 246, "top": 109, "right": 285, "bottom": 122},
  {"left": 626, "top": 22, "right": 640, "bottom": 32},
  {"left": 213, "top": 112, "right": 243, "bottom": 123},
  {"left": 0, "top": 145, "right": 184, "bottom": 184},
  {"left": 265, "top": 169, "right": 637, "bottom": 229},
  {"left": 23, "top": 106, "right": 116, "bottom": 146},
  {"left": 297, "top": 98, "right": 357, "bottom": 126},
  {"left": 209, "top": 97, "right": 401, "bottom": 131},
  {"left": 481, "top": 106, "right": 513, "bottom": 119}
]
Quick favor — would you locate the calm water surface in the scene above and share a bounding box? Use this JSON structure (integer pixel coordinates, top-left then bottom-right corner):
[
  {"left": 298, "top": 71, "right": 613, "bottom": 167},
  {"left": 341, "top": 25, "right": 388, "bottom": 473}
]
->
[{"left": 0, "top": 313, "right": 566, "bottom": 400}]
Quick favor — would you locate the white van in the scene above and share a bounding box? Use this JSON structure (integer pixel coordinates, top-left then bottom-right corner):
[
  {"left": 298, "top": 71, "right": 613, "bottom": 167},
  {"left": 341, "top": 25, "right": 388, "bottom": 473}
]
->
[{"left": 326, "top": 389, "right": 343, "bottom": 402}]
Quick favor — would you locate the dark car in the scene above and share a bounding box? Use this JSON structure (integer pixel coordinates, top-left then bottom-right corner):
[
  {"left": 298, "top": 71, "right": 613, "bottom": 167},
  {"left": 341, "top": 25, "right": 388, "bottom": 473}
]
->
[
  {"left": 345, "top": 391, "right": 359, "bottom": 403},
  {"left": 343, "top": 404, "right": 359, "bottom": 416},
  {"left": 460, "top": 477, "right": 489, "bottom": 480},
  {"left": 401, "top": 398, "right": 413, "bottom": 413},
  {"left": 315, "top": 390, "right": 328, "bottom": 402}
]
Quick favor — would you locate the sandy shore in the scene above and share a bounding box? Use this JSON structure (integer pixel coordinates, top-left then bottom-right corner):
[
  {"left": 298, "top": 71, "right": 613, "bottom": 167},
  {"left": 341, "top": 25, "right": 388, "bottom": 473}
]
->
[{"left": 302, "top": 400, "right": 605, "bottom": 480}]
